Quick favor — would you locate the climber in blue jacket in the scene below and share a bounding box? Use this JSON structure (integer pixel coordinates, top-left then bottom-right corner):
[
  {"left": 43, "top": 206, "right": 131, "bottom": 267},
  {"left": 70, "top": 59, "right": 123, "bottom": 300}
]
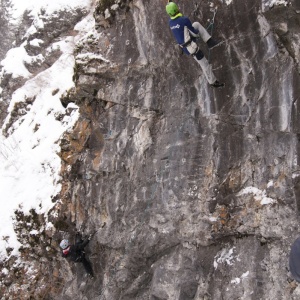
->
[{"left": 166, "top": 1, "right": 224, "bottom": 88}]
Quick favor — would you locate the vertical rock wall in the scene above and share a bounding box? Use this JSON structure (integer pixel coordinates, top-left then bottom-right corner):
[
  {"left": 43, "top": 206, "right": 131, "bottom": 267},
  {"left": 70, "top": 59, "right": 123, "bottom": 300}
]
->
[{"left": 55, "top": 0, "right": 300, "bottom": 299}]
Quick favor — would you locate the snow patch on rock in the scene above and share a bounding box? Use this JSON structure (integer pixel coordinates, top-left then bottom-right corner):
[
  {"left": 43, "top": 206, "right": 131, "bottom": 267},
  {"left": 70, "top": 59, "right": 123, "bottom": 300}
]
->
[
  {"left": 231, "top": 271, "right": 250, "bottom": 285},
  {"left": 238, "top": 186, "right": 276, "bottom": 205},
  {"left": 214, "top": 247, "right": 237, "bottom": 269}
]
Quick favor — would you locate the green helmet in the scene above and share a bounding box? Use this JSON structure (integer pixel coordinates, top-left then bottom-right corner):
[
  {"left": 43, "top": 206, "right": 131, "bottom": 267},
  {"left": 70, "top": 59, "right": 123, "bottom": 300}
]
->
[{"left": 166, "top": 2, "right": 180, "bottom": 18}]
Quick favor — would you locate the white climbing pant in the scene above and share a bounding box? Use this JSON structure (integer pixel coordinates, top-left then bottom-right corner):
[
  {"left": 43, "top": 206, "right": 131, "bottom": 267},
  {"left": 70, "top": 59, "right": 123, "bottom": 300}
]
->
[
  {"left": 194, "top": 56, "right": 217, "bottom": 84},
  {"left": 189, "top": 22, "right": 216, "bottom": 84},
  {"left": 191, "top": 22, "right": 211, "bottom": 43}
]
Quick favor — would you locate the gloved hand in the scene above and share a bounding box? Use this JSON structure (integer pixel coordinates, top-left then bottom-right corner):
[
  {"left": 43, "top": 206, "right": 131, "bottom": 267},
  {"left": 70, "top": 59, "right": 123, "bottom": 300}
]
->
[{"left": 176, "top": 45, "right": 183, "bottom": 56}]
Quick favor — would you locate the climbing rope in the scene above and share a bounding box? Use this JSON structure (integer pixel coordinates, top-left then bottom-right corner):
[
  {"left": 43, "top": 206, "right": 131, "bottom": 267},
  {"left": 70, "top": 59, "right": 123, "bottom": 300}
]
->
[
  {"left": 206, "top": 8, "right": 218, "bottom": 34},
  {"left": 206, "top": 7, "right": 218, "bottom": 63}
]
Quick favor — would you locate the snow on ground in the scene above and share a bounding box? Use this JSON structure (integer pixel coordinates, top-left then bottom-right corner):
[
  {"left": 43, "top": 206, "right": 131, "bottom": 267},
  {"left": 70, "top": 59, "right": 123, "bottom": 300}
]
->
[
  {"left": 9, "top": 0, "right": 92, "bottom": 24},
  {"left": 0, "top": 0, "right": 93, "bottom": 261},
  {"left": 1, "top": 46, "right": 32, "bottom": 79}
]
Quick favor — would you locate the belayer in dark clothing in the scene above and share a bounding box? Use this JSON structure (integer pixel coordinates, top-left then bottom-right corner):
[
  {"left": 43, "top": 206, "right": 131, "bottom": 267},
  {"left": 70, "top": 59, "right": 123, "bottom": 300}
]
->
[
  {"left": 60, "top": 232, "right": 94, "bottom": 277},
  {"left": 166, "top": 1, "right": 224, "bottom": 88}
]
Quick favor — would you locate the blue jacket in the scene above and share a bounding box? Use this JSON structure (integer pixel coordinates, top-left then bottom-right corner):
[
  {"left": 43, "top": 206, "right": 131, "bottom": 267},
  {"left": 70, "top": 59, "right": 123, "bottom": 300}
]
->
[{"left": 169, "top": 16, "right": 199, "bottom": 55}]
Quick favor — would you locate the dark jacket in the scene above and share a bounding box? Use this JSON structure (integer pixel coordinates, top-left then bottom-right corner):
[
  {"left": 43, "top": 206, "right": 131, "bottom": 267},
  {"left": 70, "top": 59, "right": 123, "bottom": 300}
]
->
[
  {"left": 168, "top": 15, "right": 199, "bottom": 55},
  {"left": 62, "top": 238, "right": 89, "bottom": 262},
  {"left": 290, "top": 236, "right": 300, "bottom": 282}
]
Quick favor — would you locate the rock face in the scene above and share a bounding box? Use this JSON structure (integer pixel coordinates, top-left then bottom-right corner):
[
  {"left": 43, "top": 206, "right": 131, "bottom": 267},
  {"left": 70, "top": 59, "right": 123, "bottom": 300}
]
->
[{"left": 2, "top": 0, "right": 300, "bottom": 299}]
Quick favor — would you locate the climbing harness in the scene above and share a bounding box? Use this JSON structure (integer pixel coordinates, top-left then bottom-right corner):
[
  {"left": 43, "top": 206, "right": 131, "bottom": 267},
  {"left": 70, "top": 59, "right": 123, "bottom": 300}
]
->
[{"left": 181, "top": 26, "right": 199, "bottom": 55}]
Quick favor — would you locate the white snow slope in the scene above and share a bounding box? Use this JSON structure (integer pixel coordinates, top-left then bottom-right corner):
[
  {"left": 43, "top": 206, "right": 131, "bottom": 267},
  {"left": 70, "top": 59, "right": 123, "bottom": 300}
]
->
[{"left": 0, "top": 0, "right": 94, "bottom": 261}]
